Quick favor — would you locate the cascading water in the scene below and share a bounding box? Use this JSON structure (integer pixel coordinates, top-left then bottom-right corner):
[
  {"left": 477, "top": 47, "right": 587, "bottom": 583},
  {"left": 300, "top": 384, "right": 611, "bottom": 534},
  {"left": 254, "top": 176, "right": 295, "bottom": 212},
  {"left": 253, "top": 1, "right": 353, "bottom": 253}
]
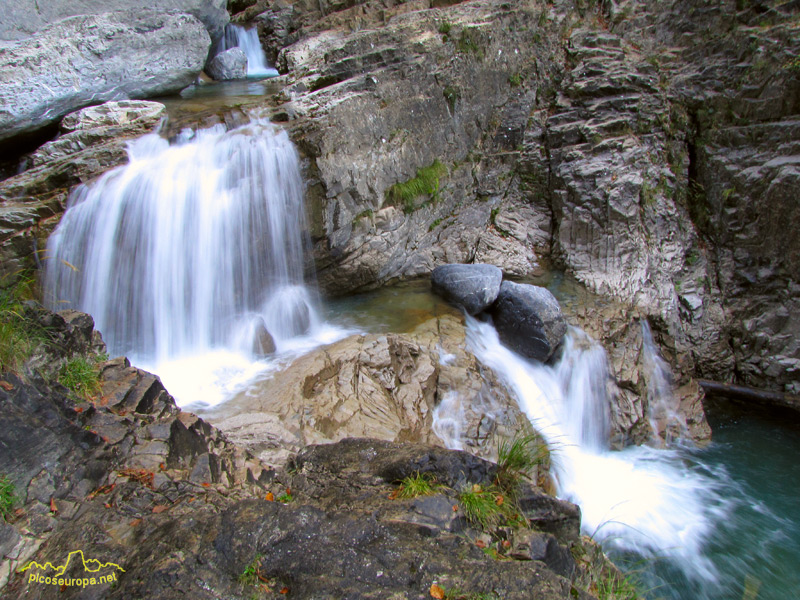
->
[
  {"left": 465, "top": 317, "right": 734, "bottom": 595},
  {"left": 44, "top": 118, "right": 342, "bottom": 408},
  {"left": 220, "top": 24, "right": 279, "bottom": 78},
  {"left": 641, "top": 320, "right": 688, "bottom": 443}
]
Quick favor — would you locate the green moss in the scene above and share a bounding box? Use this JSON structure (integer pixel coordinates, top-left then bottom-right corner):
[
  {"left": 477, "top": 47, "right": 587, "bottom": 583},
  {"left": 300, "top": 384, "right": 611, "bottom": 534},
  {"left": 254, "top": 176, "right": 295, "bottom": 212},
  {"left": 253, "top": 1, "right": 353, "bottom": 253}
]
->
[
  {"left": 438, "top": 21, "right": 452, "bottom": 35},
  {"left": 0, "top": 475, "right": 17, "bottom": 521},
  {"left": 443, "top": 85, "right": 461, "bottom": 112},
  {"left": 457, "top": 27, "right": 484, "bottom": 60},
  {"left": 386, "top": 160, "right": 448, "bottom": 214},
  {"left": 508, "top": 73, "right": 523, "bottom": 87},
  {"left": 59, "top": 356, "right": 102, "bottom": 400}
]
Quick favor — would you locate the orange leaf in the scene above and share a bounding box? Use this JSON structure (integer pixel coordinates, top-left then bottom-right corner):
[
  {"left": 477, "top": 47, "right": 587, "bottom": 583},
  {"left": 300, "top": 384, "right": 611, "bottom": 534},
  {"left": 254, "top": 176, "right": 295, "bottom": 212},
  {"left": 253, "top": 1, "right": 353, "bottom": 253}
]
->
[
  {"left": 0, "top": 381, "right": 13, "bottom": 391},
  {"left": 452, "top": 505, "right": 458, "bottom": 512},
  {"left": 102, "top": 435, "right": 110, "bottom": 443},
  {"left": 495, "top": 494, "right": 504, "bottom": 506},
  {"left": 265, "top": 492, "right": 274, "bottom": 501},
  {"left": 104, "top": 503, "right": 111, "bottom": 509},
  {"left": 502, "top": 540, "right": 511, "bottom": 549},
  {"left": 50, "top": 498, "right": 58, "bottom": 514},
  {"left": 60, "top": 584, "right": 67, "bottom": 592},
  {"left": 475, "top": 539, "right": 486, "bottom": 549},
  {"left": 152, "top": 505, "right": 168, "bottom": 514},
  {"left": 130, "top": 518, "right": 142, "bottom": 527},
  {"left": 430, "top": 583, "right": 445, "bottom": 599},
  {"left": 159, "top": 463, "right": 165, "bottom": 470},
  {"left": 279, "top": 587, "right": 289, "bottom": 594},
  {"left": 75, "top": 406, "right": 84, "bottom": 413}
]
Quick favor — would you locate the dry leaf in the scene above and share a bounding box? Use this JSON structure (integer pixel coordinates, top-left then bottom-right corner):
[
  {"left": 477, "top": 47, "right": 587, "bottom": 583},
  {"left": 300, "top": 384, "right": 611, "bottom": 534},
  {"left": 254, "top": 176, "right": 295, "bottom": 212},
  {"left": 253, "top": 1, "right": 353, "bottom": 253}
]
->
[
  {"left": 0, "top": 381, "right": 13, "bottom": 391},
  {"left": 152, "top": 505, "right": 168, "bottom": 514},
  {"left": 130, "top": 518, "right": 142, "bottom": 527},
  {"left": 74, "top": 406, "right": 83, "bottom": 413},
  {"left": 265, "top": 492, "right": 274, "bottom": 501},
  {"left": 502, "top": 540, "right": 511, "bottom": 549},
  {"left": 159, "top": 463, "right": 165, "bottom": 470},
  {"left": 104, "top": 503, "right": 112, "bottom": 509},
  {"left": 452, "top": 505, "right": 458, "bottom": 512},
  {"left": 495, "top": 494, "right": 504, "bottom": 506},
  {"left": 472, "top": 484, "right": 481, "bottom": 493},
  {"left": 279, "top": 587, "right": 289, "bottom": 594},
  {"left": 475, "top": 539, "right": 486, "bottom": 549},
  {"left": 430, "top": 583, "right": 445, "bottom": 599},
  {"left": 201, "top": 482, "right": 211, "bottom": 488},
  {"left": 50, "top": 498, "right": 58, "bottom": 514}
]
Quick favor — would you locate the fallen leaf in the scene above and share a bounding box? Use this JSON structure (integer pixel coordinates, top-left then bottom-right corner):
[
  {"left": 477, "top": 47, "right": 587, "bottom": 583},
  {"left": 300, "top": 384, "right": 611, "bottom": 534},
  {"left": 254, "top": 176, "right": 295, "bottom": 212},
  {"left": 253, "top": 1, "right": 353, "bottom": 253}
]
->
[
  {"left": 130, "top": 519, "right": 142, "bottom": 527},
  {"left": 60, "top": 584, "right": 67, "bottom": 592},
  {"left": 387, "top": 489, "right": 399, "bottom": 500},
  {"left": 285, "top": 487, "right": 291, "bottom": 495},
  {"left": 472, "top": 484, "right": 482, "bottom": 493},
  {"left": 279, "top": 587, "right": 289, "bottom": 594},
  {"left": 0, "top": 381, "right": 14, "bottom": 391},
  {"left": 50, "top": 498, "right": 58, "bottom": 515},
  {"left": 475, "top": 539, "right": 486, "bottom": 549},
  {"left": 201, "top": 482, "right": 211, "bottom": 488},
  {"left": 74, "top": 407, "right": 84, "bottom": 413},
  {"left": 265, "top": 492, "right": 274, "bottom": 501},
  {"left": 502, "top": 540, "right": 511, "bottom": 549},
  {"left": 430, "top": 583, "right": 445, "bottom": 599},
  {"left": 152, "top": 505, "right": 168, "bottom": 514},
  {"left": 104, "top": 503, "right": 111, "bottom": 509},
  {"left": 102, "top": 435, "right": 110, "bottom": 443},
  {"left": 118, "top": 468, "right": 154, "bottom": 489},
  {"left": 452, "top": 505, "right": 458, "bottom": 512},
  {"left": 159, "top": 463, "right": 165, "bottom": 470},
  {"left": 495, "top": 494, "right": 504, "bottom": 506}
]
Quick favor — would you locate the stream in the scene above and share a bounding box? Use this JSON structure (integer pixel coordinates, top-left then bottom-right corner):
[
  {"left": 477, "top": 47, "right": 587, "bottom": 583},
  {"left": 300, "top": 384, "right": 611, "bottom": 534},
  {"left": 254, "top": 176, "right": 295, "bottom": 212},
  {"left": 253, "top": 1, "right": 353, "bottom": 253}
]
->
[{"left": 40, "top": 91, "right": 800, "bottom": 599}]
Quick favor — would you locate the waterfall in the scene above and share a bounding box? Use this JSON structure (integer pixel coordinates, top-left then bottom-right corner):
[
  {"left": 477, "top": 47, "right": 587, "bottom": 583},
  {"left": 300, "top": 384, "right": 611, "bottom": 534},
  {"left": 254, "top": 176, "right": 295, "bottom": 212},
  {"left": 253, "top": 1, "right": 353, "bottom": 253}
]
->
[
  {"left": 466, "top": 317, "right": 731, "bottom": 589},
  {"left": 641, "top": 320, "right": 688, "bottom": 443},
  {"left": 220, "top": 24, "right": 279, "bottom": 78},
  {"left": 44, "top": 118, "right": 338, "bottom": 407}
]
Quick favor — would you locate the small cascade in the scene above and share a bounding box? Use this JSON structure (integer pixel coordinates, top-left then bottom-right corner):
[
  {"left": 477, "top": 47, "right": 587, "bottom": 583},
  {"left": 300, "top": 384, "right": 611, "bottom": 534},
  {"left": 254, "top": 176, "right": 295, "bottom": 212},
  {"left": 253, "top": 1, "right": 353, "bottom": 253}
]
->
[
  {"left": 466, "top": 317, "right": 730, "bottom": 589},
  {"left": 220, "top": 24, "right": 279, "bottom": 78},
  {"left": 44, "top": 118, "right": 338, "bottom": 407},
  {"left": 641, "top": 320, "right": 688, "bottom": 443}
]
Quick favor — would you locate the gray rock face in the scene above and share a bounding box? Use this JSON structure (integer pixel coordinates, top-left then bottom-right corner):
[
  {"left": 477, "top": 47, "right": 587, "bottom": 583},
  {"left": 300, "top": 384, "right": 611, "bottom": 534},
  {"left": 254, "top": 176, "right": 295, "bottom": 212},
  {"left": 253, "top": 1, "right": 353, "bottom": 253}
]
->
[
  {"left": 490, "top": 281, "right": 567, "bottom": 363},
  {"left": 207, "top": 47, "right": 248, "bottom": 80},
  {"left": 431, "top": 263, "right": 503, "bottom": 315},
  {"left": 0, "top": 11, "right": 210, "bottom": 145},
  {"left": 0, "top": 0, "right": 228, "bottom": 45}
]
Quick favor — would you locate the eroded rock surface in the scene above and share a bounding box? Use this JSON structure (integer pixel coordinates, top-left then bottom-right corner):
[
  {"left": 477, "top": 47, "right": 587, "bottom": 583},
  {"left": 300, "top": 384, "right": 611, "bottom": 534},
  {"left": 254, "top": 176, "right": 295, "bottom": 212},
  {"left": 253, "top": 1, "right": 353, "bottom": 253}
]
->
[{"left": 431, "top": 263, "right": 502, "bottom": 315}]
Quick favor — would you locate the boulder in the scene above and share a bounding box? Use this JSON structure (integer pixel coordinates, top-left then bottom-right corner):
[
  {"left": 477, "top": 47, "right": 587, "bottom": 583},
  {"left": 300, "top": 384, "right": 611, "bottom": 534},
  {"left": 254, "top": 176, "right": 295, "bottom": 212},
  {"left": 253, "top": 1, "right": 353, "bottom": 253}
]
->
[
  {"left": 206, "top": 47, "right": 248, "bottom": 80},
  {"left": 0, "top": 0, "right": 229, "bottom": 46},
  {"left": 31, "top": 100, "right": 166, "bottom": 167},
  {"left": 251, "top": 318, "right": 276, "bottom": 356},
  {"left": 431, "top": 263, "right": 503, "bottom": 315},
  {"left": 0, "top": 11, "right": 210, "bottom": 145},
  {"left": 489, "top": 281, "right": 567, "bottom": 363}
]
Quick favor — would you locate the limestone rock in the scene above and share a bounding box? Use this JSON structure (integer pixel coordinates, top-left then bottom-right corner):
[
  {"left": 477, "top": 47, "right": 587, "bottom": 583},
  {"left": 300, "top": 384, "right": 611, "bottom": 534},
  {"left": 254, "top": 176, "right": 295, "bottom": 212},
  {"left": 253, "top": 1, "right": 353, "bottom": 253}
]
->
[
  {"left": 0, "top": 11, "right": 210, "bottom": 145},
  {"left": 431, "top": 263, "right": 503, "bottom": 315},
  {"left": 490, "top": 281, "right": 567, "bottom": 363},
  {"left": 208, "top": 313, "right": 531, "bottom": 466},
  {"left": 207, "top": 47, "right": 248, "bottom": 80}
]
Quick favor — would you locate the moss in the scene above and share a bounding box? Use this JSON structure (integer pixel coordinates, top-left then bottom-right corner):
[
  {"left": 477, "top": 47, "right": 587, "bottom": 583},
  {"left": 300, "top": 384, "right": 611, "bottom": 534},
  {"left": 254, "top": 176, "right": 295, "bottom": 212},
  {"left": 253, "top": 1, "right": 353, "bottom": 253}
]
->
[
  {"left": 508, "top": 73, "right": 523, "bottom": 87},
  {"left": 456, "top": 27, "right": 484, "bottom": 60},
  {"left": 438, "top": 21, "right": 452, "bottom": 35},
  {"left": 0, "top": 475, "right": 17, "bottom": 521},
  {"left": 386, "top": 160, "right": 448, "bottom": 214},
  {"left": 443, "top": 85, "right": 461, "bottom": 112}
]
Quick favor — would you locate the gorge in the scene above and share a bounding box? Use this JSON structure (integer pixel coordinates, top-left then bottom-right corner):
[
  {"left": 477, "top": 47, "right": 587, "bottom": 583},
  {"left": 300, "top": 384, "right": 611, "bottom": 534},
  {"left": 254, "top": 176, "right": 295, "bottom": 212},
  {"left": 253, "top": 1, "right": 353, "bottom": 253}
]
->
[{"left": 0, "top": 1, "right": 798, "bottom": 599}]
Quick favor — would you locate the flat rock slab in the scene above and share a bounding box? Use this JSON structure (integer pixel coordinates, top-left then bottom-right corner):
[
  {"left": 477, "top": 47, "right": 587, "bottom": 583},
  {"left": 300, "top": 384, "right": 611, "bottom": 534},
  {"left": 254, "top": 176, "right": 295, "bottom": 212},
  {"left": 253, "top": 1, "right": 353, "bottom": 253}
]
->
[
  {"left": 431, "top": 263, "right": 503, "bottom": 315},
  {"left": 490, "top": 281, "right": 567, "bottom": 363}
]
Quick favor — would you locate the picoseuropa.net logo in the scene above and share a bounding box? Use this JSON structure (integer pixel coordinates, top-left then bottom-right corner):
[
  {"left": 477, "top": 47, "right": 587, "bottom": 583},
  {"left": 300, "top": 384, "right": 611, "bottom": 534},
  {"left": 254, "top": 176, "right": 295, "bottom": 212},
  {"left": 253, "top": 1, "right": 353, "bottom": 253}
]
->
[{"left": 20, "top": 549, "right": 125, "bottom": 588}]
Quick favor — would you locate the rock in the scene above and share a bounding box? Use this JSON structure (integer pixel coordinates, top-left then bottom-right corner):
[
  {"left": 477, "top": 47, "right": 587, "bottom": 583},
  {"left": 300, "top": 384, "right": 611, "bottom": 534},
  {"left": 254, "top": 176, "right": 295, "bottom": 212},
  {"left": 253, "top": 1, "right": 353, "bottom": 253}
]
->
[
  {"left": 208, "top": 313, "right": 531, "bottom": 466},
  {"left": 431, "top": 263, "right": 503, "bottom": 315},
  {"left": 490, "top": 281, "right": 567, "bottom": 363},
  {"left": 0, "top": 0, "right": 229, "bottom": 47},
  {"left": 206, "top": 47, "right": 248, "bottom": 80},
  {"left": 31, "top": 101, "right": 166, "bottom": 167},
  {"left": 0, "top": 11, "right": 210, "bottom": 145},
  {"left": 252, "top": 318, "right": 276, "bottom": 356}
]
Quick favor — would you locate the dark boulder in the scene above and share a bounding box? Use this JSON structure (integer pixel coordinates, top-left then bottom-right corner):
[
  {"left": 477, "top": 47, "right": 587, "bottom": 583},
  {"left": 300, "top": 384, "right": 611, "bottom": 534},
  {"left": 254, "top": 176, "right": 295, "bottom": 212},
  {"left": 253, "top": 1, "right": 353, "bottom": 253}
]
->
[
  {"left": 431, "top": 263, "right": 503, "bottom": 315},
  {"left": 489, "top": 281, "right": 567, "bottom": 362}
]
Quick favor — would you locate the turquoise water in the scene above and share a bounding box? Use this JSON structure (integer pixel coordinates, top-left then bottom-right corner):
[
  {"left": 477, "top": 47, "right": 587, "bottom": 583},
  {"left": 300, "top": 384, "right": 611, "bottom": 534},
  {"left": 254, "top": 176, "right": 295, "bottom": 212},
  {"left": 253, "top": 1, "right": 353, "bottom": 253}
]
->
[{"left": 616, "top": 401, "right": 800, "bottom": 600}]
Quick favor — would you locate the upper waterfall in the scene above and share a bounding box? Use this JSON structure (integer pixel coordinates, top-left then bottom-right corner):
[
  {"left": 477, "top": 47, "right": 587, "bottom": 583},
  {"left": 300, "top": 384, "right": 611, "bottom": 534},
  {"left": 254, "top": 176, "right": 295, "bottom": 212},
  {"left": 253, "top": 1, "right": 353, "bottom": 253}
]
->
[
  {"left": 44, "top": 119, "right": 318, "bottom": 370},
  {"left": 220, "top": 24, "right": 279, "bottom": 78}
]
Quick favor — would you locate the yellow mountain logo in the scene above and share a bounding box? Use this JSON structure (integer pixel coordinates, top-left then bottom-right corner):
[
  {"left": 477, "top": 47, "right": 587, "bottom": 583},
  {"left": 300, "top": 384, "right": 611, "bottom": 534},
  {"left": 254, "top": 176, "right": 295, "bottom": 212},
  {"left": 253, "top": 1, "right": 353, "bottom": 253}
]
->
[{"left": 21, "top": 550, "right": 124, "bottom": 588}]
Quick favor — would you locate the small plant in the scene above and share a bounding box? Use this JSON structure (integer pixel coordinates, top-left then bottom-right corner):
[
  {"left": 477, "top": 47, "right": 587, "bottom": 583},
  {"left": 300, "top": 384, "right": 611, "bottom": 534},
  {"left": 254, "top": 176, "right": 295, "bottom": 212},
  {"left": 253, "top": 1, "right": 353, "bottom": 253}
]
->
[
  {"left": 0, "top": 474, "right": 17, "bottom": 521},
  {"left": 458, "top": 484, "right": 525, "bottom": 530},
  {"left": 238, "top": 553, "right": 264, "bottom": 587},
  {"left": 496, "top": 433, "right": 549, "bottom": 492},
  {"left": 596, "top": 569, "right": 641, "bottom": 600},
  {"left": 59, "top": 356, "right": 102, "bottom": 400},
  {"left": 277, "top": 491, "right": 293, "bottom": 503},
  {"left": 457, "top": 27, "right": 484, "bottom": 60},
  {"left": 443, "top": 85, "right": 461, "bottom": 112},
  {"left": 0, "top": 275, "right": 45, "bottom": 373},
  {"left": 386, "top": 160, "right": 448, "bottom": 214},
  {"left": 438, "top": 21, "right": 452, "bottom": 35},
  {"left": 397, "top": 472, "right": 439, "bottom": 498},
  {"left": 508, "top": 73, "right": 523, "bottom": 87}
]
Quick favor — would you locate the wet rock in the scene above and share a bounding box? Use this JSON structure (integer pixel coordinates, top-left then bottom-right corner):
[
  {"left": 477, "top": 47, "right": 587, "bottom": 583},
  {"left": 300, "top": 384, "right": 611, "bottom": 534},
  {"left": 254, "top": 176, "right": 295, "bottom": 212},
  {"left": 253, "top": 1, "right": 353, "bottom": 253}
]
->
[
  {"left": 0, "top": 11, "right": 210, "bottom": 145},
  {"left": 206, "top": 47, "right": 248, "bottom": 80},
  {"left": 431, "top": 263, "right": 503, "bottom": 315},
  {"left": 490, "top": 281, "right": 567, "bottom": 363},
  {"left": 251, "top": 318, "right": 276, "bottom": 356}
]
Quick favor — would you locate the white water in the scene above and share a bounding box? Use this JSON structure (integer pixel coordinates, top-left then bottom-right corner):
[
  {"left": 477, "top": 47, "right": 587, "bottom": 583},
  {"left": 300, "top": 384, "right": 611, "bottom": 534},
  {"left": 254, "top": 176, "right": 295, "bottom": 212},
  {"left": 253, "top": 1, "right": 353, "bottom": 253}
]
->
[
  {"left": 641, "top": 320, "right": 688, "bottom": 443},
  {"left": 44, "top": 119, "right": 347, "bottom": 408},
  {"left": 220, "top": 24, "right": 279, "bottom": 78},
  {"left": 466, "top": 317, "right": 732, "bottom": 585}
]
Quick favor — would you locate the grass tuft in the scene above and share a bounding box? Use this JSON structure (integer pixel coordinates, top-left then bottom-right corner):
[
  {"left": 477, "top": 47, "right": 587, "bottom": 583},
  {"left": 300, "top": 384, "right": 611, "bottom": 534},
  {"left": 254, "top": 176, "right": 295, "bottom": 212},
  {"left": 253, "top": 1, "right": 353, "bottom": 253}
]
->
[
  {"left": 0, "top": 275, "right": 44, "bottom": 373},
  {"left": 386, "top": 160, "right": 448, "bottom": 214},
  {"left": 59, "top": 356, "right": 102, "bottom": 400},
  {"left": 458, "top": 484, "right": 526, "bottom": 530},
  {"left": 397, "top": 472, "right": 439, "bottom": 498},
  {"left": 0, "top": 474, "right": 17, "bottom": 521},
  {"left": 496, "top": 433, "right": 550, "bottom": 491}
]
